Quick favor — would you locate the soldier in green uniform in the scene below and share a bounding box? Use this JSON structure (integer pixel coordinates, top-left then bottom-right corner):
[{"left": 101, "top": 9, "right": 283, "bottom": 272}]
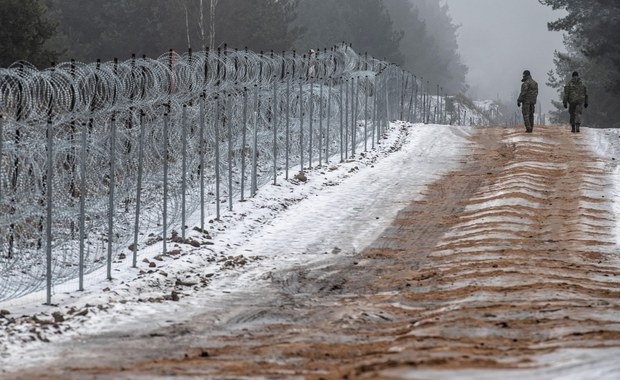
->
[
  {"left": 517, "top": 70, "right": 539, "bottom": 133},
  {"left": 563, "top": 71, "right": 588, "bottom": 133}
]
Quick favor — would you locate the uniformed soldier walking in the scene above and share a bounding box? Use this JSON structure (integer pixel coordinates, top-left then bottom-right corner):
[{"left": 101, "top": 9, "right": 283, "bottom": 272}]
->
[
  {"left": 517, "top": 70, "right": 539, "bottom": 133},
  {"left": 563, "top": 71, "right": 588, "bottom": 133}
]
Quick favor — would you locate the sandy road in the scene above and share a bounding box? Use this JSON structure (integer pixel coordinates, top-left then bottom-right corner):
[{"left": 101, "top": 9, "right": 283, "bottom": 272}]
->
[{"left": 8, "top": 125, "right": 620, "bottom": 379}]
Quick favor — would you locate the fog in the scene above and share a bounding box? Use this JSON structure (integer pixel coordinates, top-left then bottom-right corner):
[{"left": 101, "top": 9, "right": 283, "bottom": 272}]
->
[{"left": 444, "top": 0, "right": 567, "bottom": 112}]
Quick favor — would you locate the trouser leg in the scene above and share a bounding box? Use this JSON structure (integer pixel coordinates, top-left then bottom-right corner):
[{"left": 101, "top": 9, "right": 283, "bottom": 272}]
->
[
  {"left": 521, "top": 109, "right": 529, "bottom": 130},
  {"left": 569, "top": 104, "right": 576, "bottom": 132},
  {"left": 522, "top": 103, "right": 533, "bottom": 132},
  {"left": 522, "top": 103, "right": 534, "bottom": 132},
  {"left": 574, "top": 103, "right": 583, "bottom": 128}
]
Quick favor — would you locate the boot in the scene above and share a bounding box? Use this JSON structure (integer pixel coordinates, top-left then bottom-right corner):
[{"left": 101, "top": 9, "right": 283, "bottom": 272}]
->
[
  {"left": 576, "top": 123, "right": 580, "bottom": 133},
  {"left": 571, "top": 123, "right": 575, "bottom": 133}
]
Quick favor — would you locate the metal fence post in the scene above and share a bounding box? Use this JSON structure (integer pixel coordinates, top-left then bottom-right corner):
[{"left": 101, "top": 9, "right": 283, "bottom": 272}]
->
[
  {"left": 252, "top": 88, "right": 259, "bottom": 195},
  {"left": 227, "top": 94, "right": 233, "bottom": 211},
  {"left": 339, "top": 79, "right": 344, "bottom": 162},
  {"left": 421, "top": 79, "right": 426, "bottom": 123},
  {"left": 372, "top": 76, "right": 377, "bottom": 148},
  {"left": 407, "top": 76, "right": 414, "bottom": 123},
  {"left": 309, "top": 80, "right": 314, "bottom": 168},
  {"left": 107, "top": 117, "right": 117, "bottom": 280},
  {"left": 241, "top": 89, "right": 248, "bottom": 198},
  {"left": 352, "top": 77, "right": 358, "bottom": 157},
  {"left": 272, "top": 76, "right": 278, "bottom": 184},
  {"left": 199, "top": 95, "right": 206, "bottom": 229},
  {"left": 325, "top": 78, "right": 332, "bottom": 164},
  {"left": 215, "top": 97, "right": 221, "bottom": 217},
  {"left": 78, "top": 121, "right": 88, "bottom": 290},
  {"left": 162, "top": 113, "right": 169, "bottom": 254},
  {"left": 299, "top": 80, "right": 304, "bottom": 171},
  {"left": 381, "top": 78, "right": 392, "bottom": 135},
  {"left": 46, "top": 117, "right": 53, "bottom": 304},
  {"left": 132, "top": 112, "right": 146, "bottom": 267},
  {"left": 400, "top": 72, "right": 406, "bottom": 121},
  {"left": 181, "top": 104, "right": 188, "bottom": 238},
  {"left": 427, "top": 81, "right": 432, "bottom": 124},
  {"left": 318, "top": 79, "right": 324, "bottom": 166},
  {"left": 435, "top": 84, "right": 439, "bottom": 124},
  {"left": 411, "top": 76, "right": 418, "bottom": 123},
  {"left": 344, "top": 79, "right": 349, "bottom": 159},
  {"left": 364, "top": 76, "right": 368, "bottom": 151},
  {"left": 285, "top": 76, "right": 290, "bottom": 178}
]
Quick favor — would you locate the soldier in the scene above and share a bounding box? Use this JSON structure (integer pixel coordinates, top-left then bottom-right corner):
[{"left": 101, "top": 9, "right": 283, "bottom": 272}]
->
[
  {"left": 563, "top": 71, "right": 588, "bottom": 133},
  {"left": 517, "top": 70, "right": 539, "bottom": 133}
]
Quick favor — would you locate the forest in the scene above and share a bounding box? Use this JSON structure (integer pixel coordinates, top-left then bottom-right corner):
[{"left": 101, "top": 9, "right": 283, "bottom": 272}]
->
[
  {"left": 5, "top": 0, "right": 618, "bottom": 127},
  {"left": 541, "top": 0, "right": 620, "bottom": 127},
  {"left": 0, "top": 0, "right": 468, "bottom": 95}
]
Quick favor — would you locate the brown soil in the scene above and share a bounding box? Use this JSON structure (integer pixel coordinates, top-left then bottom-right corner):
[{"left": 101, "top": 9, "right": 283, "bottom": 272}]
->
[{"left": 8, "top": 125, "right": 620, "bottom": 379}]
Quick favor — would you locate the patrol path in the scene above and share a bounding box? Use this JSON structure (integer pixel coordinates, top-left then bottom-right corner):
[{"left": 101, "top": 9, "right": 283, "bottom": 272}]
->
[{"left": 9, "top": 125, "right": 620, "bottom": 379}]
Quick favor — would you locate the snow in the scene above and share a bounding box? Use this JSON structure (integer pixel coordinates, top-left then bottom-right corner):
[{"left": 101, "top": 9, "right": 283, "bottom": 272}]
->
[
  {"left": 0, "top": 121, "right": 472, "bottom": 369},
  {"left": 2, "top": 122, "right": 620, "bottom": 379}
]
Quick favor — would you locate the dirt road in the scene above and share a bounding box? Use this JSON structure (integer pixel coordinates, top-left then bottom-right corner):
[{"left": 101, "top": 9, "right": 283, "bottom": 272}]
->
[{"left": 8, "top": 125, "right": 620, "bottom": 379}]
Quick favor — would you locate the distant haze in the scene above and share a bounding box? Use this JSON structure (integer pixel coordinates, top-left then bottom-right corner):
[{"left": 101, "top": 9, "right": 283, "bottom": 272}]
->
[{"left": 443, "top": 0, "right": 567, "bottom": 113}]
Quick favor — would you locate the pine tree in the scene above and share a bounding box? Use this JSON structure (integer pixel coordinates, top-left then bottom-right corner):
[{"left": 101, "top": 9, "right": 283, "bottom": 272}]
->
[
  {"left": 212, "top": 0, "right": 301, "bottom": 52},
  {"left": 294, "top": 0, "right": 403, "bottom": 64},
  {"left": 0, "top": 0, "right": 60, "bottom": 68},
  {"left": 541, "top": 0, "right": 620, "bottom": 127},
  {"left": 406, "top": 0, "right": 468, "bottom": 94},
  {"left": 46, "top": 0, "right": 301, "bottom": 62}
]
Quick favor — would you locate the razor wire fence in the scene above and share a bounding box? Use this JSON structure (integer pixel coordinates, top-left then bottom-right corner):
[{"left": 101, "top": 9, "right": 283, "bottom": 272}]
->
[{"left": 0, "top": 43, "right": 452, "bottom": 305}]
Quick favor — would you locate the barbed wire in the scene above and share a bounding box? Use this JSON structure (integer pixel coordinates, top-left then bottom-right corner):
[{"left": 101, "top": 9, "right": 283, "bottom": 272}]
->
[{"left": 0, "top": 44, "right": 434, "bottom": 303}]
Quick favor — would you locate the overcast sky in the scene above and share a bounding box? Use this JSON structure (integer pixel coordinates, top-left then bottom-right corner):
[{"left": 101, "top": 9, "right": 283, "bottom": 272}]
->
[{"left": 443, "top": 0, "right": 567, "bottom": 112}]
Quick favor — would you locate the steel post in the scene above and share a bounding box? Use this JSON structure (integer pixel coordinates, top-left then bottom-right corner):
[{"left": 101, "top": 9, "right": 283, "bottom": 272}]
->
[
  {"left": 107, "top": 117, "right": 117, "bottom": 280},
  {"left": 132, "top": 112, "right": 146, "bottom": 267},
  {"left": 241, "top": 89, "right": 248, "bottom": 198},
  {"left": 45, "top": 118, "right": 53, "bottom": 304},
  {"left": 215, "top": 97, "right": 221, "bottom": 217},
  {"left": 199, "top": 96, "right": 206, "bottom": 228},
  {"left": 162, "top": 113, "right": 169, "bottom": 254},
  {"left": 181, "top": 105, "right": 188, "bottom": 239},
  {"left": 285, "top": 76, "right": 290, "bottom": 178},
  {"left": 309, "top": 80, "right": 314, "bottom": 168},
  {"left": 79, "top": 122, "right": 88, "bottom": 290},
  {"left": 272, "top": 77, "right": 278, "bottom": 184}
]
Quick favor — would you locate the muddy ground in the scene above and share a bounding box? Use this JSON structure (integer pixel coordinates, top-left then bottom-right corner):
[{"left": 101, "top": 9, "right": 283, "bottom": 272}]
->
[{"left": 6, "top": 125, "right": 620, "bottom": 379}]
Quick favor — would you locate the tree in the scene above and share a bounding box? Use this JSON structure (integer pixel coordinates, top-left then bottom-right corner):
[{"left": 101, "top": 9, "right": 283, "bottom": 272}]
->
[
  {"left": 405, "top": 0, "right": 468, "bottom": 94},
  {"left": 45, "top": 0, "right": 184, "bottom": 61},
  {"left": 212, "top": 0, "right": 301, "bottom": 52},
  {"left": 46, "top": 0, "right": 301, "bottom": 62},
  {"left": 546, "top": 36, "right": 620, "bottom": 127},
  {"left": 294, "top": 0, "right": 467, "bottom": 93},
  {"left": 294, "top": 0, "right": 403, "bottom": 64},
  {"left": 540, "top": 0, "right": 620, "bottom": 127},
  {"left": 0, "top": 0, "right": 60, "bottom": 68}
]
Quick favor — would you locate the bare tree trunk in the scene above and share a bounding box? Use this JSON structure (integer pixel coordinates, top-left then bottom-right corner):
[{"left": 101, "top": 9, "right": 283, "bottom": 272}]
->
[
  {"left": 199, "top": 0, "right": 206, "bottom": 50},
  {"left": 182, "top": 1, "right": 191, "bottom": 49},
  {"left": 209, "top": 0, "right": 218, "bottom": 49}
]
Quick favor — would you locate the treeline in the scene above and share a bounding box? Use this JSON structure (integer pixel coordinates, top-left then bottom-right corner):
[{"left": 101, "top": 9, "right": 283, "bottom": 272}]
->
[
  {"left": 0, "top": 0, "right": 467, "bottom": 94},
  {"left": 541, "top": 0, "right": 620, "bottom": 128}
]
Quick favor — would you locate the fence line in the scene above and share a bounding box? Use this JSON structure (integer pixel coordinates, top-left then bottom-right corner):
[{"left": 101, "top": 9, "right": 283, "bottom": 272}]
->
[{"left": 0, "top": 44, "right": 451, "bottom": 304}]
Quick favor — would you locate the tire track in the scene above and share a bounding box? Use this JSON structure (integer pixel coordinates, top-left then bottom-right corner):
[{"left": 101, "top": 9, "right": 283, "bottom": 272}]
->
[{"left": 7, "top": 125, "right": 620, "bottom": 379}]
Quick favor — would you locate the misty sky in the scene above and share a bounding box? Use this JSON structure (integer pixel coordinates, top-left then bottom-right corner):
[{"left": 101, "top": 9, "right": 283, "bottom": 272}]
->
[{"left": 443, "top": 0, "right": 567, "bottom": 112}]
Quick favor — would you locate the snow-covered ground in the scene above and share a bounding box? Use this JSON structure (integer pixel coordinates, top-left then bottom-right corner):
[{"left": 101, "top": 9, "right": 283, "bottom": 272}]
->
[
  {"left": 2, "top": 122, "right": 620, "bottom": 379},
  {"left": 0, "top": 121, "right": 472, "bottom": 370}
]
